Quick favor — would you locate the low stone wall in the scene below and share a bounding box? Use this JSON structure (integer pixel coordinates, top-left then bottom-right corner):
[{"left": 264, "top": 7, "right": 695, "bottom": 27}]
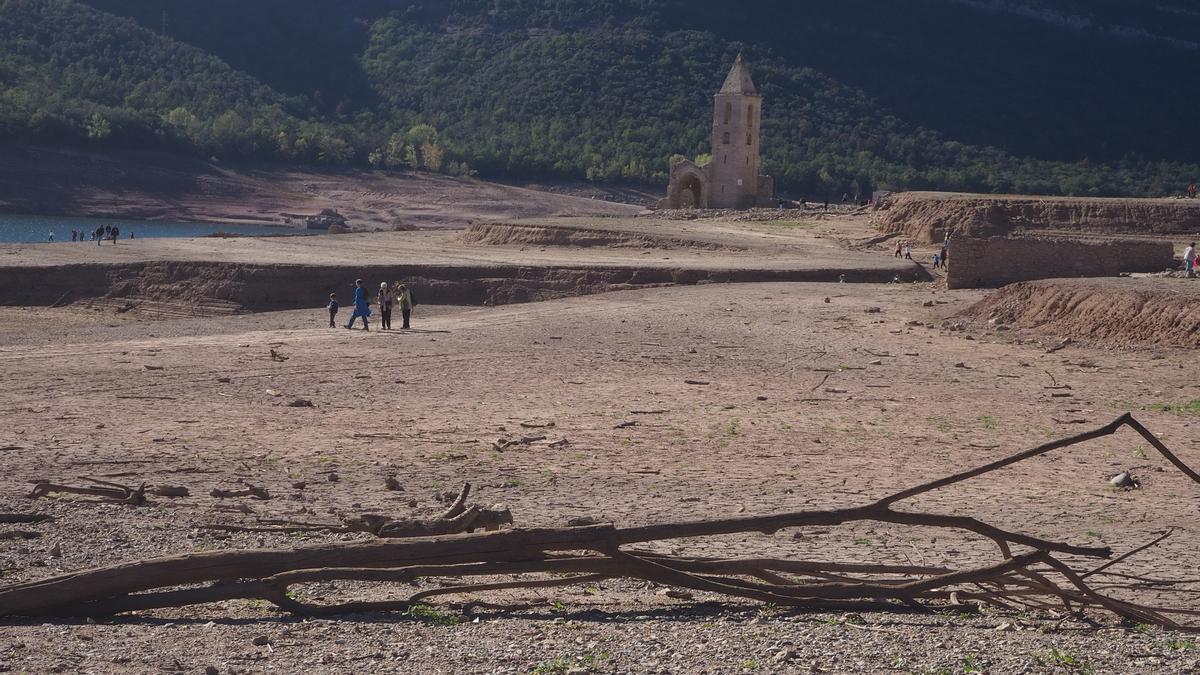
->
[{"left": 946, "top": 236, "right": 1175, "bottom": 289}]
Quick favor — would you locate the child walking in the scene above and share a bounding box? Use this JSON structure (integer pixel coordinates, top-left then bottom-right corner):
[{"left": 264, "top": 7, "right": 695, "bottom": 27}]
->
[
  {"left": 396, "top": 283, "right": 414, "bottom": 329},
  {"left": 345, "top": 279, "right": 371, "bottom": 330},
  {"left": 327, "top": 293, "right": 339, "bottom": 328}
]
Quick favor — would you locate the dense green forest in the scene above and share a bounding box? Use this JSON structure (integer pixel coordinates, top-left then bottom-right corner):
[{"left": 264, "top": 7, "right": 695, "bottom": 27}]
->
[{"left": 2, "top": 0, "right": 1199, "bottom": 197}]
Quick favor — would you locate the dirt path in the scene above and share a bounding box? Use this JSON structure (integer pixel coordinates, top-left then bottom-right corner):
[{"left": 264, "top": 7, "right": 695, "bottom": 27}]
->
[{"left": 2, "top": 280, "right": 1199, "bottom": 672}]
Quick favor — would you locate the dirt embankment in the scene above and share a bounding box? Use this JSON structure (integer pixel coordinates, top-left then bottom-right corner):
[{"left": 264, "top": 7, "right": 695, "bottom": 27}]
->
[
  {"left": 877, "top": 192, "right": 1200, "bottom": 243},
  {"left": 0, "top": 144, "right": 640, "bottom": 229},
  {"left": 960, "top": 278, "right": 1200, "bottom": 348},
  {"left": 459, "top": 222, "right": 739, "bottom": 251},
  {"left": 0, "top": 260, "right": 912, "bottom": 313}
]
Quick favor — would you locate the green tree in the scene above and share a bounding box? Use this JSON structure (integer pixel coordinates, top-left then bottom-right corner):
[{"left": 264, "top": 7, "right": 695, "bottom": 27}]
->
[{"left": 85, "top": 112, "right": 111, "bottom": 141}]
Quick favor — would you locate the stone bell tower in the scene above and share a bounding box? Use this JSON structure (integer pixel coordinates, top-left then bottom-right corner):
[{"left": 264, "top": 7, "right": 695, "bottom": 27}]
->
[
  {"left": 660, "top": 53, "right": 772, "bottom": 210},
  {"left": 709, "top": 53, "right": 769, "bottom": 209}
]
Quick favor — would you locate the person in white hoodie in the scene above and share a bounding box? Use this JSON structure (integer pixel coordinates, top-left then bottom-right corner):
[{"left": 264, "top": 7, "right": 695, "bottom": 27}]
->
[
  {"left": 378, "top": 282, "right": 394, "bottom": 330},
  {"left": 1185, "top": 242, "right": 1196, "bottom": 278}
]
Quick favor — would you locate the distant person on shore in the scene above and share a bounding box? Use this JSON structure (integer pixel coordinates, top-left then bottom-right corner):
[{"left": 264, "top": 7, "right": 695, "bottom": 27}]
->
[
  {"left": 378, "top": 281, "right": 393, "bottom": 330},
  {"left": 894, "top": 241, "right": 903, "bottom": 258},
  {"left": 396, "top": 283, "right": 414, "bottom": 329},
  {"left": 327, "top": 293, "right": 339, "bottom": 328},
  {"left": 1185, "top": 242, "right": 1197, "bottom": 277},
  {"left": 70, "top": 228, "right": 77, "bottom": 242},
  {"left": 94, "top": 226, "right": 103, "bottom": 245},
  {"left": 904, "top": 242, "right": 913, "bottom": 260},
  {"left": 346, "top": 279, "right": 370, "bottom": 330},
  {"left": 1190, "top": 183, "right": 1198, "bottom": 199},
  {"left": 111, "top": 226, "right": 119, "bottom": 244},
  {"left": 47, "top": 231, "right": 54, "bottom": 242}
]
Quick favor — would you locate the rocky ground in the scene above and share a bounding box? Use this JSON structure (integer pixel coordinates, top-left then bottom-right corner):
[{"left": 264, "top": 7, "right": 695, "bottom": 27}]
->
[{"left": 2, "top": 267, "right": 1200, "bottom": 672}]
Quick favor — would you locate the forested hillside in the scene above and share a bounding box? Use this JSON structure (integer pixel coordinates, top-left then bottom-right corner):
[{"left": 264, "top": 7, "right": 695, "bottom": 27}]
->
[{"left": 2, "top": 0, "right": 1198, "bottom": 197}]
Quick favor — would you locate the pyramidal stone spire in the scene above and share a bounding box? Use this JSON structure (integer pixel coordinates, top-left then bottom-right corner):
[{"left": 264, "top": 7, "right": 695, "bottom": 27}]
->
[{"left": 719, "top": 53, "right": 758, "bottom": 95}]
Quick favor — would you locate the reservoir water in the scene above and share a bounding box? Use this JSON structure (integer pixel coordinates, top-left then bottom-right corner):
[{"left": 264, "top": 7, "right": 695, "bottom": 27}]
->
[{"left": 0, "top": 213, "right": 308, "bottom": 243}]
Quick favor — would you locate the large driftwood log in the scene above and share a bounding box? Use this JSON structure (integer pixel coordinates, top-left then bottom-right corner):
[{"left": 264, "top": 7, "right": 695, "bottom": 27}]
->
[{"left": 1, "top": 413, "right": 1197, "bottom": 630}]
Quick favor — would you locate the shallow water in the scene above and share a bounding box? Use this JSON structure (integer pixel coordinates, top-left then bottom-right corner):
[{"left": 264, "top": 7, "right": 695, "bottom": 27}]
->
[{"left": 0, "top": 213, "right": 310, "bottom": 243}]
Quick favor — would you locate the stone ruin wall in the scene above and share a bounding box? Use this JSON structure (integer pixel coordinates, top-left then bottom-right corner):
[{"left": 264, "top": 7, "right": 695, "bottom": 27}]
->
[{"left": 946, "top": 236, "right": 1175, "bottom": 289}]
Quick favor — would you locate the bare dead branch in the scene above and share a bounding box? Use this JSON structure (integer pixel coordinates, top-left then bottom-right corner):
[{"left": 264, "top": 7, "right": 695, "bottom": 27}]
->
[{"left": 0, "top": 414, "right": 1196, "bottom": 632}]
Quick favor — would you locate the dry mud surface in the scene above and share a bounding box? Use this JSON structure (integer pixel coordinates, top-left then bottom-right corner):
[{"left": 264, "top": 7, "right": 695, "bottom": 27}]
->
[
  {"left": 2, "top": 275, "right": 1200, "bottom": 672},
  {"left": 0, "top": 145, "right": 640, "bottom": 229},
  {"left": 876, "top": 191, "right": 1200, "bottom": 243},
  {"left": 0, "top": 216, "right": 926, "bottom": 310}
]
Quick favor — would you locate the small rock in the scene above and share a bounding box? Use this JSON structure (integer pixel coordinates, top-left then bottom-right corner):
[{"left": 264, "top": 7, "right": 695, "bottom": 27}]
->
[
  {"left": 327, "top": 472, "right": 340, "bottom": 483},
  {"left": 286, "top": 399, "right": 314, "bottom": 408},
  {"left": 954, "top": 362, "right": 968, "bottom": 368},
  {"left": 995, "top": 622, "right": 1015, "bottom": 632},
  {"left": 756, "top": 395, "right": 768, "bottom": 401},
  {"left": 923, "top": 300, "right": 934, "bottom": 307},
  {"left": 384, "top": 477, "right": 403, "bottom": 491},
  {"left": 823, "top": 297, "right": 831, "bottom": 303},
  {"left": 151, "top": 485, "right": 190, "bottom": 498},
  {"left": 773, "top": 648, "right": 797, "bottom": 663},
  {"left": 868, "top": 359, "right": 882, "bottom": 366},
  {"left": 1110, "top": 471, "right": 1139, "bottom": 489},
  {"left": 216, "top": 377, "right": 231, "bottom": 383},
  {"left": 292, "top": 481, "right": 307, "bottom": 490},
  {"left": 252, "top": 634, "right": 270, "bottom": 646},
  {"left": 656, "top": 589, "right": 694, "bottom": 600},
  {"left": 205, "top": 667, "right": 220, "bottom": 675},
  {"left": 865, "top": 307, "right": 882, "bottom": 314},
  {"left": 48, "top": 543, "right": 61, "bottom": 557}
]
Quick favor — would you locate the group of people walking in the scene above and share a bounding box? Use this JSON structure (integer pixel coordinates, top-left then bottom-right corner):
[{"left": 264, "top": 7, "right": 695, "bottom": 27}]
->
[
  {"left": 62, "top": 225, "right": 125, "bottom": 244},
  {"left": 894, "top": 233, "right": 951, "bottom": 270},
  {"left": 329, "top": 278, "right": 415, "bottom": 331}
]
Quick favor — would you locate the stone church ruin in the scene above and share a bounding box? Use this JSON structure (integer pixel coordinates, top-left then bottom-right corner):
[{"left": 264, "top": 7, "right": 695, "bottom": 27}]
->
[{"left": 662, "top": 54, "right": 774, "bottom": 210}]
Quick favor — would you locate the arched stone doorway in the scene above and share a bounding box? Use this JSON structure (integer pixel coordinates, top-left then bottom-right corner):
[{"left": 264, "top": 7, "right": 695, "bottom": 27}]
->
[{"left": 667, "top": 162, "right": 709, "bottom": 209}]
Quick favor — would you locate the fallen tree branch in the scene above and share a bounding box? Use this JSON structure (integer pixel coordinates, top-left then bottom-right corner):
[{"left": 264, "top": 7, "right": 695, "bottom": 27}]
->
[
  {"left": 27, "top": 479, "right": 146, "bottom": 505},
  {"left": 0, "top": 513, "right": 54, "bottom": 524},
  {"left": 0, "top": 414, "right": 1196, "bottom": 631}
]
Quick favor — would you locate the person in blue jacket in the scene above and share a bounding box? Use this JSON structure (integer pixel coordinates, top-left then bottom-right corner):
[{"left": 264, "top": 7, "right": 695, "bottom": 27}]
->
[{"left": 345, "top": 278, "right": 371, "bottom": 330}]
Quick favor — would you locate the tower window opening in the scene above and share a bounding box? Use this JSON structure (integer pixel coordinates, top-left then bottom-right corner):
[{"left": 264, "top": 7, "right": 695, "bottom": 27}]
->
[
  {"left": 724, "top": 102, "right": 732, "bottom": 125},
  {"left": 747, "top": 105, "right": 754, "bottom": 129},
  {"left": 722, "top": 132, "right": 731, "bottom": 145},
  {"left": 746, "top": 132, "right": 752, "bottom": 146}
]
